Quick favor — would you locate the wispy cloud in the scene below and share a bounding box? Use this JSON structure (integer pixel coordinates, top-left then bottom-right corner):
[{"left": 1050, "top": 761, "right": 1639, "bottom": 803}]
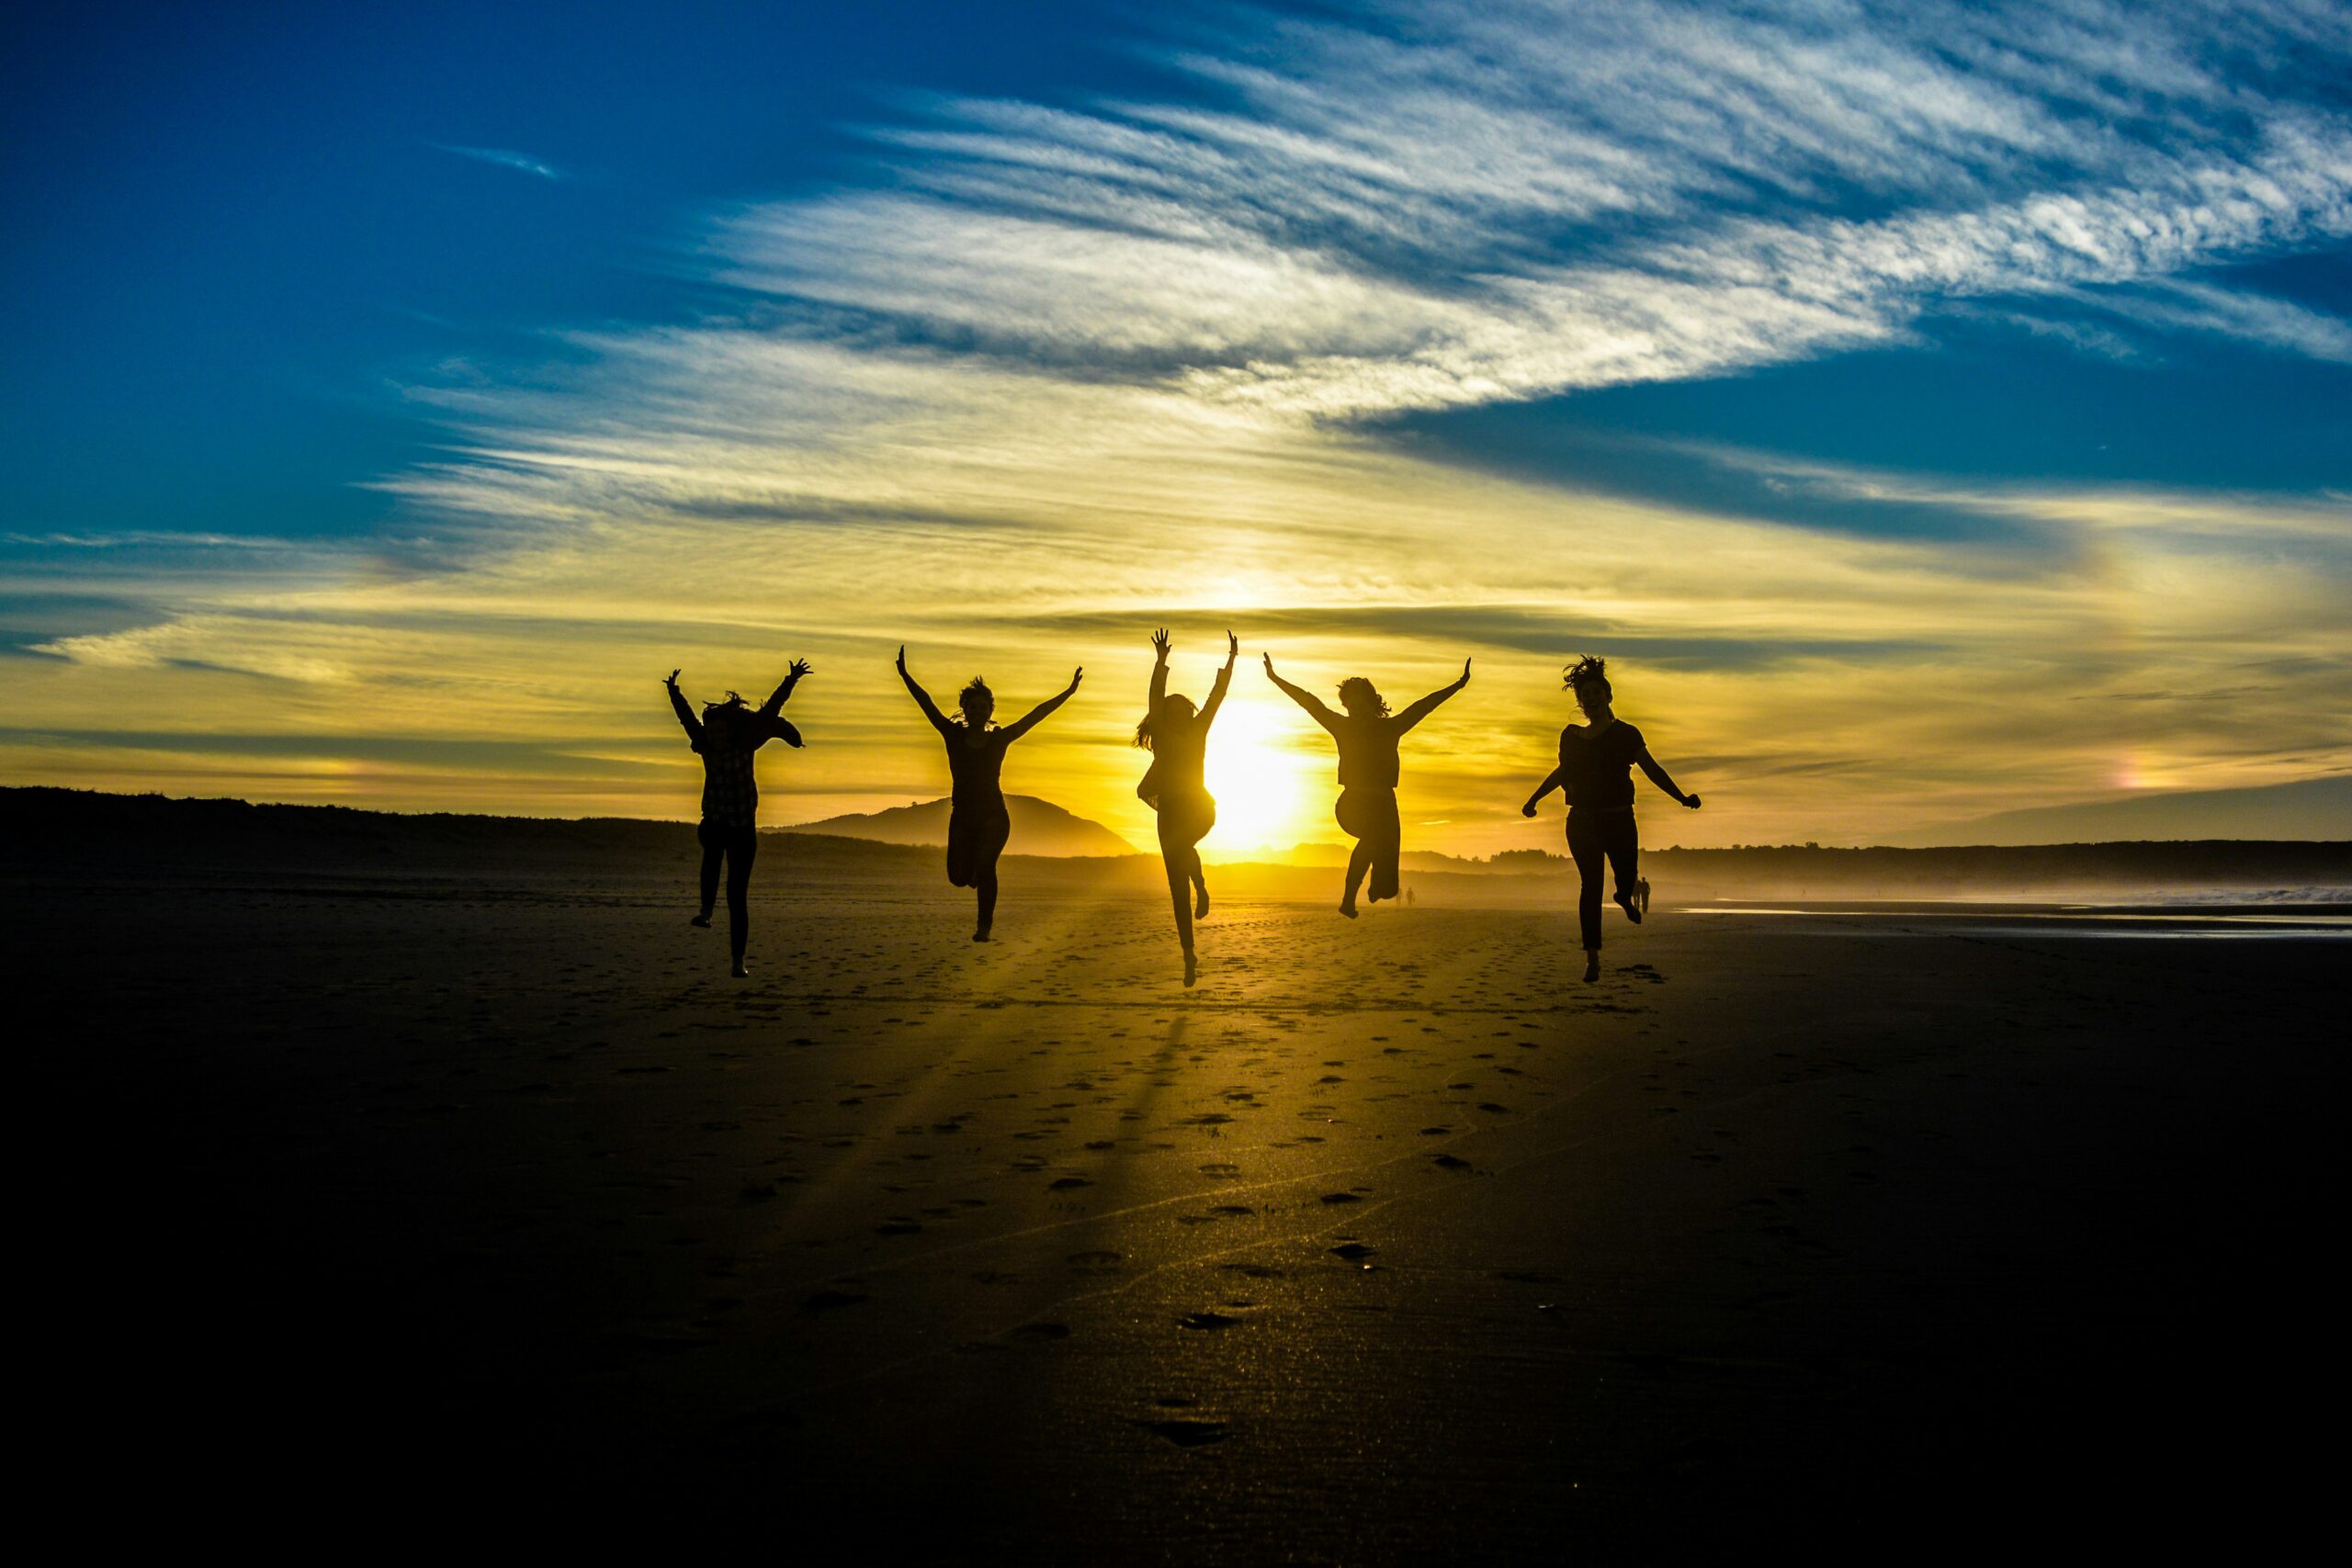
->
[
  {"left": 435, "top": 144, "right": 564, "bottom": 180},
  {"left": 15, "top": 1, "right": 2352, "bottom": 844}
]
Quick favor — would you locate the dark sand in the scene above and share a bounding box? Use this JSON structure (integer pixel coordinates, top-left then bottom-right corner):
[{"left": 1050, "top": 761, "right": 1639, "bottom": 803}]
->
[{"left": 25, "top": 867, "right": 2343, "bottom": 1553}]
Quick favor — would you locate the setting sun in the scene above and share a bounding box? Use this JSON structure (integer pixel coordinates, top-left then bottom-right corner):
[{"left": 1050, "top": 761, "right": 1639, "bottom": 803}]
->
[{"left": 1200, "top": 690, "right": 1323, "bottom": 859}]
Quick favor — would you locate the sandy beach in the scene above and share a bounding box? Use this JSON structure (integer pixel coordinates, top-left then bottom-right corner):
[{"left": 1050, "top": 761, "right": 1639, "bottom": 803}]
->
[{"left": 25, "top": 856, "right": 2343, "bottom": 1553}]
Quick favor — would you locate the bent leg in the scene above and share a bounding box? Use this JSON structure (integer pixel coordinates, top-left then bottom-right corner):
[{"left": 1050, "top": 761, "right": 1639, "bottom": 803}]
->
[
  {"left": 1336, "top": 791, "right": 1370, "bottom": 915},
  {"left": 1366, "top": 792, "right": 1402, "bottom": 903},
  {"left": 1606, "top": 814, "right": 1640, "bottom": 920}
]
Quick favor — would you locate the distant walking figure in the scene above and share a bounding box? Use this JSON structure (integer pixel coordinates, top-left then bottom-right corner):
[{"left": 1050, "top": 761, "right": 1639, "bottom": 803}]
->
[
  {"left": 1521, "top": 656, "right": 1700, "bottom": 983},
  {"left": 666, "top": 660, "right": 809, "bottom": 977},
  {"left": 1136, "top": 628, "right": 1237, "bottom": 987},
  {"left": 898, "top": 646, "right": 1082, "bottom": 942},
  {"left": 1265, "top": 652, "right": 1470, "bottom": 918}
]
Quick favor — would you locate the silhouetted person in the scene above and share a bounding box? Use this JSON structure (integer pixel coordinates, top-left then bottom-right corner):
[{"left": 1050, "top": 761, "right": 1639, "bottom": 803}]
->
[
  {"left": 1136, "top": 628, "right": 1236, "bottom": 987},
  {"left": 1521, "top": 655, "right": 1699, "bottom": 983},
  {"left": 1265, "top": 652, "right": 1469, "bottom": 917},
  {"left": 667, "top": 659, "right": 809, "bottom": 976},
  {"left": 898, "top": 646, "right": 1082, "bottom": 942}
]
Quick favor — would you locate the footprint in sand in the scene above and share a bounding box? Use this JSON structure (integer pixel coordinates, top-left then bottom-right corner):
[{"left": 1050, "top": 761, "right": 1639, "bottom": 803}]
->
[
  {"left": 1198, "top": 1162, "right": 1240, "bottom": 1178},
  {"left": 1319, "top": 1191, "right": 1365, "bottom": 1204},
  {"left": 1432, "top": 1154, "right": 1472, "bottom": 1171},
  {"left": 1047, "top": 1176, "right": 1093, "bottom": 1191},
  {"left": 1179, "top": 1311, "right": 1242, "bottom": 1331},
  {"left": 1132, "top": 1418, "right": 1229, "bottom": 1448},
  {"left": 1329, "top": 1242, "right": 1376, "bottom": 1261}
]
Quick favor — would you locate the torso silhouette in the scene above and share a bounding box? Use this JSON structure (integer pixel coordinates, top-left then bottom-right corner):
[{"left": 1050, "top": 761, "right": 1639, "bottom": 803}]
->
[
  {"left": 1558, "top": 720, "right": 1645, "bottom": 809},
  {"left": 1329, "top": 714, "right": 1404, "bottom": 790},
  {"left": 944, "top": 726, "right": 1012, "bottom": 808}
]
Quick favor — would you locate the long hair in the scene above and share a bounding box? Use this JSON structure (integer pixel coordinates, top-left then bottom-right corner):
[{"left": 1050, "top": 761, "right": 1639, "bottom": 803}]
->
[
  {"left": 1335, "top": 676, "right": 1388, "bottom": 717},
  {"left": 1564, "top": 655, "right": 1611, "bottom": 702},
  {"left": 956, "top": 677, "right": 993, "bottom": 728},
  {"left": 1134, "top": 694, "right": 1196, "bottom": 751}
]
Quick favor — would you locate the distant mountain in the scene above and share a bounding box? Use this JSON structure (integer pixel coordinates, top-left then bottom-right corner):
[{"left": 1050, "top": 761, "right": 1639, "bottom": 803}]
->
[
  {"left": 1886, "top": 775, "right": 2351, "bottom": 847},
  {"left": 783, "top": 795, "right": 1139, "bottom": 857}
]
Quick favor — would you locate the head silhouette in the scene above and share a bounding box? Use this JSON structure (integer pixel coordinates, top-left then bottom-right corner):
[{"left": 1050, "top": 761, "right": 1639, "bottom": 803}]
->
[
  {"left": 1136, "top": 693, "right": 1198, "bottom": 751},
  {"left": 957, "top": 678, "right": 995, "bottom": 728},
  {"left": 701, "top": 691, "right": 751, "bottom": 742},
  {"left": 1565, "top": 655, "right": 1612, "bottom": 717},
  {"left": 1336, "top": 676, "right": 1389, "bottom": 718}
]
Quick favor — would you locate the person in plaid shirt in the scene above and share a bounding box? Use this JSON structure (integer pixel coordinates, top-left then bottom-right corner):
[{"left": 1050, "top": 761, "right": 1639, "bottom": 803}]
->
[{"left": 667, "top": 659, "right": 809, "bottom": 976}]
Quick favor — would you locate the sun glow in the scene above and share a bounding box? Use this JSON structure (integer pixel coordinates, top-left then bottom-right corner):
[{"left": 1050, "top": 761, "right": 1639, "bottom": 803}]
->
[{"left": 1200, "top": 690, "right": 1324, "bottom": 859}]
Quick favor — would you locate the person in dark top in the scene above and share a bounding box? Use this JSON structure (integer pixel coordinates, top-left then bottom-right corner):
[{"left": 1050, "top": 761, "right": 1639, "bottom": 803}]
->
[
  {"left": 1521, "top": 655, "right": 1700, "bottom": 982},
  {"left": 666, "top": 659, "right": 809, "bottom": 977},
  {"left": 1266, "top": 651, "right": 1471, "bottom": 918},
  {"left": 898, "top": 645, "right": 1082, "bottom": 942},
  {"left": 1136, "top": 627, "right": 1237, "bottom": 987}
]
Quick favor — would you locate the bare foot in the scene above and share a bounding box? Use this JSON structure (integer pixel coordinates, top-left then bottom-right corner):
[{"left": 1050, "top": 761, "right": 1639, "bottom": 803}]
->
[
  {"left": 1182, "top": 949, "right": 1197, "bottom": 987},
  {"left": 973, "top": 928, "right": 992, "bottom": 942},
  {"left": 1582, "top": 951, "right": 1600, "bottom": 983},
  {"left": 731, "top": 959, "right": 750, "bottom": 978},
  {"left": 1615, "top": 889, "right": 1642, "bottom": 925},
  {"left": 690, "top": 911, "right": 713, "bottom": 928},
  {"left": 1193, "top": 883, "right": 1210, "bottom": 919},
  {"left": 1338, "top": 898, "right": 1359, "bottom": 919}
]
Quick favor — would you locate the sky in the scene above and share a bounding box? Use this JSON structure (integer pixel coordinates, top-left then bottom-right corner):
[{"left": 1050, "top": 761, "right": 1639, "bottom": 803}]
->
[{"left": 3, "top": 0, "right": 2348, "bottom": 855}]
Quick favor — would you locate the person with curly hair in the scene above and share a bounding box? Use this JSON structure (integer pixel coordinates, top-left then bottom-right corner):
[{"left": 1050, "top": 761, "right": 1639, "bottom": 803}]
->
[{"left": 1265, "top": 651, "right": 1470, "bottom": 919}]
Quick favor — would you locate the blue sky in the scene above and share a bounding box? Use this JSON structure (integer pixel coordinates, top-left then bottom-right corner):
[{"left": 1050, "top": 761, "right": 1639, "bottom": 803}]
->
[{"left": 3, "top": 0, "right": 2347, "bottom": 848}]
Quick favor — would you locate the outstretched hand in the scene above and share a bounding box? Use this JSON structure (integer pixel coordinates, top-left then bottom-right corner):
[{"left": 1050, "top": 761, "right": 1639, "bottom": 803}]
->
[
  {"left": 1459, "top": 658, "right": 1474, "bottom": 685},
  {"left": 1068, "top": 667, "right": 1084, "bottom": 692},
  {"left": 1682, "top": 793, "right": 1702, "bottom": 810},
  {"left": 664, "top": 669, "right": 681, "bottom": 688},
  {"left": 789, "top": 658, "right": 813, "bottom": 679},
  {"left": 895, "top": 644, "right": 908, "bottom": 672},
  {"left": 1521, "top": 801, "right": 1538, "bottom": 818},
  {"left": 1261, "top": 652, "right": 1277, "bottom": 679},
  {"left": 1225, "top": 630, "right": 1238, "bottom": 662},
  {"left": 1150, "top": 627, "right": 1170, "bottom": 659}
]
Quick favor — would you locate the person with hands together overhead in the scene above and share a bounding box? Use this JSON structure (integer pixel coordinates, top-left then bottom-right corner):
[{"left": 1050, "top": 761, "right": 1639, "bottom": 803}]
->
[
  {"left": 1135, "top": 628, "right": 1237, "bottom": 987},
  {"left": 898, "top": 646, "right": 1082, "bottom": 942},
  {"left": 1521, "top": 655, "right": 1700, "bottom": 984},
  {"left": 667, "top": 657, "right": 811, "bottom": 978},
  {"left": 1266, "top": 651, "right": 1470, "bottom": 919}
]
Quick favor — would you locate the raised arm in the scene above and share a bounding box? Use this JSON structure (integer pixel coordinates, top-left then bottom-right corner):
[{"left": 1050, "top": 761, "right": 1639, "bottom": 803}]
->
[
  {"left": 1199, "top": 632, "right": 1238, "bottom": 727},
  {"left": 1396, "top": 659, "right": 1472, "bottom": 733},
  {"left": 1521, "top": 763, "right": 1566, "bottom": 817},
  {"left": 1637, "top": 748, "right": 1701, "bottom": 808},
  {"left": 896, "top": 646, "right": 953, "bottom": 736},
  {"left": 1262, "top": 652, "right": 1339, "bottom": 730},
  {"left": 759, "top": 657, "right": 811, "bottom": 720},
  {"left": 1148, "top": 628, "right": 1170, "bottom": 713},
  {"left": 1002, "top": 667, "right": 1083, "bottom": 743},
  {"left": 665, "top": 670, "right": 704, "bottom": 744}
]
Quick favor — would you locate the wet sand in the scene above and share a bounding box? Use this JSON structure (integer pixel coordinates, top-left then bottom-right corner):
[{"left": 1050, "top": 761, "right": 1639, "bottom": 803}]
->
[{"left": 26, "top": 871, "right": 2341, "bottom": 1553}]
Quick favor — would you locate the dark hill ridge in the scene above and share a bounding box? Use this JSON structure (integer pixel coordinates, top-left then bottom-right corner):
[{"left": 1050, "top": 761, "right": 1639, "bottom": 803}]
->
[
  {"left": 785, "top": 795, "right": 1137, "bottom": 856},
  {"left": 2, "top": 789, "right": 2346, "bottom": 902}
]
